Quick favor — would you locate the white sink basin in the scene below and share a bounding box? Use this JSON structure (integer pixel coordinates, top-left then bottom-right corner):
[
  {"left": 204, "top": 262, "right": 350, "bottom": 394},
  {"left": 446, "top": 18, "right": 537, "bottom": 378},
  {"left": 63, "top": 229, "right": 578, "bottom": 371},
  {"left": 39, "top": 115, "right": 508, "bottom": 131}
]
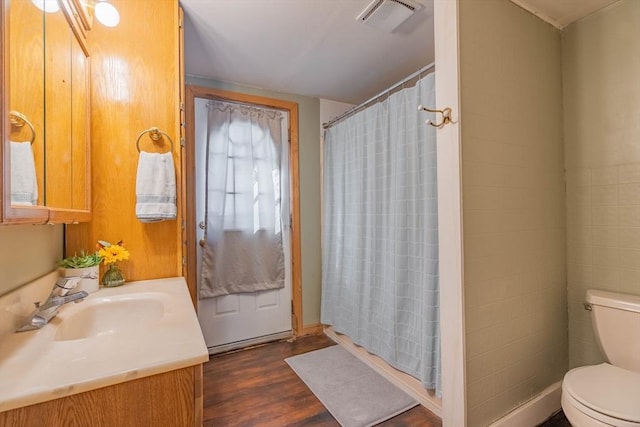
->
[
  {"left": 55, "top": 293, "right": 167, "bottom": 341},
  {"left": 0, "top": 277, "right": 208, "bottom": 413}
]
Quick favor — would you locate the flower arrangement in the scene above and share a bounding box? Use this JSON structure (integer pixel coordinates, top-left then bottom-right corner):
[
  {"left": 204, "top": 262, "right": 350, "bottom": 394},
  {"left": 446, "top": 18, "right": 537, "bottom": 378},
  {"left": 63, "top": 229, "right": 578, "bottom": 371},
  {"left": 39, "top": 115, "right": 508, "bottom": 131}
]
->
[
  {"left": 97, "top": 240, "right": 130, "bottom": 265},
  {"left": 97, "top": 240, "right": 130, "bottom": 287}
]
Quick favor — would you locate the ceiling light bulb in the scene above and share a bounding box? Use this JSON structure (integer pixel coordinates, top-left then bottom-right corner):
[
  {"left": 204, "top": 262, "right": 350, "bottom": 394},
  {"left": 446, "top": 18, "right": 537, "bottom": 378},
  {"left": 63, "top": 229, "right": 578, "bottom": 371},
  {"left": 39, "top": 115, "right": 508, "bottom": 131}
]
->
[
  {"left": 95, "top": 1, "right": 120, "bottom": 27},
  {"left": 31, "top": 0, "right": 60, "bottom": 13}
]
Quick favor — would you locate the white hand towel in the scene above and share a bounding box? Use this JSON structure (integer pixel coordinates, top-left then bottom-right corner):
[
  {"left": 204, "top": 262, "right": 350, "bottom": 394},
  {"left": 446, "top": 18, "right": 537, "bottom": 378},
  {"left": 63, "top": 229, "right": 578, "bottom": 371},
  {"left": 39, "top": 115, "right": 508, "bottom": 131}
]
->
[
  {"left": 10, "top": 141, "right": 38, "bottom": 206},
  {"left": 135, "top": 151, "right": 177, "bottom": 222}
]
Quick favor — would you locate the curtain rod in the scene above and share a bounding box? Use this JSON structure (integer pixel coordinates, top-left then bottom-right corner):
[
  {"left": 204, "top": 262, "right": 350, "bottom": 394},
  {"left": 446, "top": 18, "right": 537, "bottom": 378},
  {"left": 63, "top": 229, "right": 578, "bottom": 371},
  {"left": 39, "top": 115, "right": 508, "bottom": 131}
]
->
[
  {"left": 206, "top": 97, "right": 286, "bottom": 114},
  {"left": 322, "top": 62, "right": 435, "bottom": 130}
]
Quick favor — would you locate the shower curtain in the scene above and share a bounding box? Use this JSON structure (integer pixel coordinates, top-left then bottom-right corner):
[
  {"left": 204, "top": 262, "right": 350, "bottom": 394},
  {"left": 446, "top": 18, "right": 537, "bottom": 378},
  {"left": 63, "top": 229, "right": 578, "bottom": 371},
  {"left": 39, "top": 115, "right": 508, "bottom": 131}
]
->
[
  {"left": 200, "top": 100, "right": 286, "bottom": 299},
  {"left": 321, "top": 73, "right": 440, "bottom": 394}
]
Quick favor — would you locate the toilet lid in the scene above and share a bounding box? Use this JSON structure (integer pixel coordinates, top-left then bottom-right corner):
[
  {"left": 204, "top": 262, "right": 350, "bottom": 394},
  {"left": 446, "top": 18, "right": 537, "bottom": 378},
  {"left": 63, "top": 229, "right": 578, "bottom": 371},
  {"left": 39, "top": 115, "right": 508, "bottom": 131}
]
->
[{"left": 564, "top": 363, "right": 640, "bottom": 423}]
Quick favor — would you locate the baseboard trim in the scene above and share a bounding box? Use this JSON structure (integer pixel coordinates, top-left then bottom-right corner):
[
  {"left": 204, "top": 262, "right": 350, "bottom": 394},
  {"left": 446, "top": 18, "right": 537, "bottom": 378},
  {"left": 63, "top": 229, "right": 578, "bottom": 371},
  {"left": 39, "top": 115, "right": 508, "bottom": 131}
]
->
[
  {"left": 299, "top": 323, "right": 323, "bottom": 336},
  {"left": 207, "top": 330, "right": 293, "bottom": 355},
  {"left": 489, "top": 381, "right": 562, "bottom": 427},
  {"left": 324, "top": 326, "right": 442, "bottom": 418}
]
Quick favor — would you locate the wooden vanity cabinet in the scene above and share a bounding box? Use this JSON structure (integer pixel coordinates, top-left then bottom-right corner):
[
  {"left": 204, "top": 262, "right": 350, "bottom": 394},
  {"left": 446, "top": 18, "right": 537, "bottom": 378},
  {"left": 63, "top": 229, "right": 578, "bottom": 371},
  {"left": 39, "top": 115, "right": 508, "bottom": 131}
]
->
[{"left": 0, "top": 365, "right": 203, "bottom": 427}]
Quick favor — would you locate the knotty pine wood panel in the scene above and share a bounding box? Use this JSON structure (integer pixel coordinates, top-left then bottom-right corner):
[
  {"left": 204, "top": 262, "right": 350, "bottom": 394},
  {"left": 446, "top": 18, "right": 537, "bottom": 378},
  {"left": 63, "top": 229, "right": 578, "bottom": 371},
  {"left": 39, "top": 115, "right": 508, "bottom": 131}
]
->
[
  {"left": 66, "top": 0, "right": 182, "bottom": 281},
  {"left": 0, "top": 366, "right": 198, "bottom": 427},
  {"left": 8, "top": 0, "right": 45, "bottom": 206}
]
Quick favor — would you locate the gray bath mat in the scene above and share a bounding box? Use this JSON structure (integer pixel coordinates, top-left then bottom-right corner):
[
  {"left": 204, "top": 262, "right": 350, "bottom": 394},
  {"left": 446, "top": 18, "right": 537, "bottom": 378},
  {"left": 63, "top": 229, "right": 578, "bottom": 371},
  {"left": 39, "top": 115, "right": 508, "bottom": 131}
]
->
[{"left": 285, "top": 345, "right": 418, "bottom": 427}]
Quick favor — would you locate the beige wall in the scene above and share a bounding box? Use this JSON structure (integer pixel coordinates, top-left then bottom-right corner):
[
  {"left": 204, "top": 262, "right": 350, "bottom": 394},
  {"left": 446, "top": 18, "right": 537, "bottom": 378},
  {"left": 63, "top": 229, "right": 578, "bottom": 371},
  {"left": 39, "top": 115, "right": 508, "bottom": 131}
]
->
[
  {"left": 0, "top": 225, "right": 62, "bottom": 296},
  {"left": 185, "top": 76, "right": 322, "bottom": 327},
  {"left": 319, "top": 99, "right": 354, "bottom": 131},
  {"left": 563, "top": 0, "right": 640, "bottom": 368},
  {"left": 459, "top": 0, "right": 567, "bottom": 425}
]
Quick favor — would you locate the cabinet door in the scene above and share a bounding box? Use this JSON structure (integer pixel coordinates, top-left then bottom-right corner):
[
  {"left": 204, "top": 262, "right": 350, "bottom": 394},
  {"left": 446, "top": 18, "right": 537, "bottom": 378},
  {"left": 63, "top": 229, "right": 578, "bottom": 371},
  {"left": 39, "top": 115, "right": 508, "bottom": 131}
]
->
[
  {"left": 44, "top": 1, "right": 92, "bottom": 222},
  {"left": 70, "top": 33, "right": 89, "bottom": 211},
  {"left": 44, "top": 6, "right": 73, "bottom": 209},
  {"left": 1, "top": 0, "right": 92, "bottom": 224}
]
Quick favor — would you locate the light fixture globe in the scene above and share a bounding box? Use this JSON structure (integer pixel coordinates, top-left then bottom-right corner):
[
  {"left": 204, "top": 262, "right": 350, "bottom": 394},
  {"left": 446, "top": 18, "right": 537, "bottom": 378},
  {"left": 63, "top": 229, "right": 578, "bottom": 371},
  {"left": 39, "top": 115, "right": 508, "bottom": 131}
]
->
[
  {"left": 31, "top": 0, "right": 60, "bottom": 13},
  {"left": 95, "top": 1, "right": 120, "bottom": 27}
]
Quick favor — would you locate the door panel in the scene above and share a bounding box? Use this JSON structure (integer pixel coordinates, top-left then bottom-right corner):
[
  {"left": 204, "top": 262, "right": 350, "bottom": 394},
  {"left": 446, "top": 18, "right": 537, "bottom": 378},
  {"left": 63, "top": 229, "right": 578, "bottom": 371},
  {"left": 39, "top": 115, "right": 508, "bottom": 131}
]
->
[
  {"left": 214, "top": 295, "right": 239, "bottom": 315},
  {"left": 256, "top": 290, "right": 279, "bottom": 309}
]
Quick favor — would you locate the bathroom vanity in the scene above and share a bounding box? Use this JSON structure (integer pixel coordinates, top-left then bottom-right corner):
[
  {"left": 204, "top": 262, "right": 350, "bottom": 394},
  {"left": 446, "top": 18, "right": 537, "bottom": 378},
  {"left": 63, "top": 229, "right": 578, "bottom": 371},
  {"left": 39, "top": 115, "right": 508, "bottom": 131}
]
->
[{"left": 0, "top": 276, "right": 208, "bottom": 426}]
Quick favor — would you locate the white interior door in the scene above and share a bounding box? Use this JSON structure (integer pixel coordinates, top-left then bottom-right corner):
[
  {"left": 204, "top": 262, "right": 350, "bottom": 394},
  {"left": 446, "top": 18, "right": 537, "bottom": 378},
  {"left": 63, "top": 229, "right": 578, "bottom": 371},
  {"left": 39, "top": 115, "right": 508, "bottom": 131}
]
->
[{"left": 194, "top": 97, "right": 292, "bottom": 353}]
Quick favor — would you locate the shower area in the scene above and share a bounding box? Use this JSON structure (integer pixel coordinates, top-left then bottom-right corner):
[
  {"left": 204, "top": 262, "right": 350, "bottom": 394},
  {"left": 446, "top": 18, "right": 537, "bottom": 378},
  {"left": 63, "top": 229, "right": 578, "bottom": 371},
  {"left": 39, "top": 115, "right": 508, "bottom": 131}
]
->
[{"left": 320, "top": 66, "right": 443, "bottom": 406}]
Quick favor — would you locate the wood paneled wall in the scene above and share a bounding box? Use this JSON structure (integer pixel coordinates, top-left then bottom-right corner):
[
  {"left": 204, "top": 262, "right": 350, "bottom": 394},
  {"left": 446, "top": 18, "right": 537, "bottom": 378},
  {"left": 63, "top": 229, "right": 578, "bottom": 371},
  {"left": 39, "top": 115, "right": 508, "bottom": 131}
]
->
[{"left": 66, "top": 0, "right": 182, "bottom": 281}]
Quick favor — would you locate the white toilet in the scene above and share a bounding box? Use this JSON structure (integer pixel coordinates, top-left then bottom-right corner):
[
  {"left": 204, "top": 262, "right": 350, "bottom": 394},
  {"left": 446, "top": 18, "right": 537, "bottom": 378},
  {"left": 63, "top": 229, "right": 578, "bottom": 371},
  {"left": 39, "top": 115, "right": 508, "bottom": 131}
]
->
[{"left": 561, "top": 290, "right": 640, "bottom": 426}]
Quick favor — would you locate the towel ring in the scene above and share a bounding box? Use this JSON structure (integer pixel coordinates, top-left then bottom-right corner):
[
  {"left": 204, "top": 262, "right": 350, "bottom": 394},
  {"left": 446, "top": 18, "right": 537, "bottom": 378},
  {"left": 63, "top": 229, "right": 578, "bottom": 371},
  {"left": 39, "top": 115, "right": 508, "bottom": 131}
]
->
[
  {"left": 9, "top": 110, "right": 36, "bottom": 145},
  {"left": 136, "top": 127, "right": 174, "bottom": 153}
]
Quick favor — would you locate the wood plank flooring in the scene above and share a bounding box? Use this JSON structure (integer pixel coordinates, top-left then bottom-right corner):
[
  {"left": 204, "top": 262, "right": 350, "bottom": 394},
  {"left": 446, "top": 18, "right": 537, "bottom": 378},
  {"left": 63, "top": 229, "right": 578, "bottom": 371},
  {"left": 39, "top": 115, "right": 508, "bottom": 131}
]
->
[
  {"left": 203, "top": 334, "right": 442, "bottom": 426},
  {"left": 539, "top": 411, "right": 571, "bottom": 427}
]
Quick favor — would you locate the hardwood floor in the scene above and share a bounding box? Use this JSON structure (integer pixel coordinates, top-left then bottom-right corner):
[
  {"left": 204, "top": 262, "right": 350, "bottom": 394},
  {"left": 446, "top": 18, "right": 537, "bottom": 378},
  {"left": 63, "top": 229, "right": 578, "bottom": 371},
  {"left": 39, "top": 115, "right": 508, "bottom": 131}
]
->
[
  {"left": 203, "top": 334, "right": 442, "bottom": 426},
  {"left": 538, "top": 411, "right": 571, "bottom": 427}
]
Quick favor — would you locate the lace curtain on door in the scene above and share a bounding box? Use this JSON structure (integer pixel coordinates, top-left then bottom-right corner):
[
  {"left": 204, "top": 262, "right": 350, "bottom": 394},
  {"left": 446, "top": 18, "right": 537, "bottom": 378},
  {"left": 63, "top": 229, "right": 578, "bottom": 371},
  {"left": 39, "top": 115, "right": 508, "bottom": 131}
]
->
[{"left": 200, "top": 100, "right": 287, "bottom": 299}]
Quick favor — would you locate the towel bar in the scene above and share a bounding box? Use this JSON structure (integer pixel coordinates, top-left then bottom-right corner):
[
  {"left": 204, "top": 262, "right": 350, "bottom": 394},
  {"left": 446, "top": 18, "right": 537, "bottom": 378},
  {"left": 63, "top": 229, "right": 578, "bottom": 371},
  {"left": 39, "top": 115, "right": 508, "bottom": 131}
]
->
[
  {"left": 136, "top": 127, "right": 174, "bottom": 153},
  {"left": 9, "top": 111, "right": 36, "bottom": 145}
]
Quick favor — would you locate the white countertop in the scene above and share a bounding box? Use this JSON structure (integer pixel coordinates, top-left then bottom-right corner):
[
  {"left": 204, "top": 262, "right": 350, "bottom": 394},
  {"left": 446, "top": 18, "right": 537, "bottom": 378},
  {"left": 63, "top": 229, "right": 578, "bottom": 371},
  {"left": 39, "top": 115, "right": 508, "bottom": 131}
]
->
[{"left": 0, "top": 277, "right": 208, "bottom": 412}]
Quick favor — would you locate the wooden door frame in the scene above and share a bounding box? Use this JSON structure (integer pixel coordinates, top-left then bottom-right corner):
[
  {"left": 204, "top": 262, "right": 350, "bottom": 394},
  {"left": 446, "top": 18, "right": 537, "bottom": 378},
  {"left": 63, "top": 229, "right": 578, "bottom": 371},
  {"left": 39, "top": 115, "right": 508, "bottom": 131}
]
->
[{"left": 184, "top": 84, "right": 303, "bottom": 338}]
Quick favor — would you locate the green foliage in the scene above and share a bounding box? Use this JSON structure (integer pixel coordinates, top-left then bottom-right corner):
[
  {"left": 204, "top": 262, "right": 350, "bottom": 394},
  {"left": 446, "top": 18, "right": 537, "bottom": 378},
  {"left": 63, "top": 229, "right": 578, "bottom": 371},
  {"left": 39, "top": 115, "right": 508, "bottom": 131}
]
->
[{"left": 59, "top": 251, "right": 103, "bottom": 269}]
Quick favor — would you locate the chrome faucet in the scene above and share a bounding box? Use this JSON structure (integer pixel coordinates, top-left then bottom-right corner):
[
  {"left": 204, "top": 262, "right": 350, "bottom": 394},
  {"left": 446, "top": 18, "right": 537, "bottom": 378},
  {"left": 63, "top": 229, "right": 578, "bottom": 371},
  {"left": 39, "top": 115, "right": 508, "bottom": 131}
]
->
[{"left": 16, "top": 277, "right": 89, "bottom": 332}]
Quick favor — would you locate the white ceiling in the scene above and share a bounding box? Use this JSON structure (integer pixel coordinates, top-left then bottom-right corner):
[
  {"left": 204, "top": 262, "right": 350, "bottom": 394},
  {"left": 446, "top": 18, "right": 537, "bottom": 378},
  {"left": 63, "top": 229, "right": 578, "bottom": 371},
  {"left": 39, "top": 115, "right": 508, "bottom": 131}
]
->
[
  {"left": 512, "top": 0, "right": 619, "bottom": 29},
  {"left": 182, "top": 0, "right": 434, "bottom": 104},
  {"left": 181, "top": 0, "right": 620, "bottom": 105}
]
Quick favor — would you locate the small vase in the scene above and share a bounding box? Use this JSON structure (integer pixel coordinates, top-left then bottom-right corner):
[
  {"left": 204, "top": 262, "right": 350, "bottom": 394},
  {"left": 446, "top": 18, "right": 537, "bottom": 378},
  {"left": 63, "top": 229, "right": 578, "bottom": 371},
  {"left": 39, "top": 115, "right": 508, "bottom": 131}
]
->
[{"left": 102, "top": 263, "right": 125, "bottom": 287}]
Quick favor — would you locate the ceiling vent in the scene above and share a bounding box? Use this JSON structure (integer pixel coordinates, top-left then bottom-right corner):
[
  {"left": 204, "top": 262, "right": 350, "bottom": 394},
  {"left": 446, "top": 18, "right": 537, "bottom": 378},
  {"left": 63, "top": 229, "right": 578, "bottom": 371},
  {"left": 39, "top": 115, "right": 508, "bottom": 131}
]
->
[{"left": 356, "top": 0, "right": 422, "bottom": 33}]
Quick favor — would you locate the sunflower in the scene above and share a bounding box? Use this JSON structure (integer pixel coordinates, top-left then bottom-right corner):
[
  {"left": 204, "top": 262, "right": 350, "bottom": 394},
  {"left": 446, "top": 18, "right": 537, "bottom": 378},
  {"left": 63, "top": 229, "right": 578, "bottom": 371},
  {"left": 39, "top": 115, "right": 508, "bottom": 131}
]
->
[{"left": 97, "top": 240, "right": 130, "bottom": 265}]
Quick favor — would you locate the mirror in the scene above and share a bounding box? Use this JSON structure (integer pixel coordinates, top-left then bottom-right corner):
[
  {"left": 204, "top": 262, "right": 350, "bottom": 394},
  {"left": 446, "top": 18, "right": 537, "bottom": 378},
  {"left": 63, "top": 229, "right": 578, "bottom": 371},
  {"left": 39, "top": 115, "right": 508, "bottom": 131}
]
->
[
  {"left": 3, "top": 0, "right": 91, "bottom": 221},
  {"left": 8, "top": 0, "right": 45, "bottom": 207}
]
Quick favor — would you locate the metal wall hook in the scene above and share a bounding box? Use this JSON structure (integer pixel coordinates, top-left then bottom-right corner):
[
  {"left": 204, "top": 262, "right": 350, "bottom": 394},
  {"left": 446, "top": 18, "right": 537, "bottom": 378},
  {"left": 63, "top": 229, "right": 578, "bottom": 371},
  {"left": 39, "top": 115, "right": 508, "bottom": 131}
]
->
[{"left": 418, "top": 105, "right": 454, "bottom": 129}]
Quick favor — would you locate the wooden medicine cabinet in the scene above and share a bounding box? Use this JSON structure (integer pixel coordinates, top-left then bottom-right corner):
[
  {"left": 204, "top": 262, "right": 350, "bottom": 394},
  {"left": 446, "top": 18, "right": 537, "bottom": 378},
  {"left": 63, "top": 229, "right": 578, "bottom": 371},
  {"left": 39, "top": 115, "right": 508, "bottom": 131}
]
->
[{"left": 1, "top": 0, "right": 91, "bottom": 225}]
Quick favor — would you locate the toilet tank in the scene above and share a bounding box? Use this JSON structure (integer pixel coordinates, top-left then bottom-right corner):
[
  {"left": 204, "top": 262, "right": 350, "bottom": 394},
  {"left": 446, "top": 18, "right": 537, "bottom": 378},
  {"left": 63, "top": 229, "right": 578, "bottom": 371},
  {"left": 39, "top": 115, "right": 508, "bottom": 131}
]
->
[{"left": 586, "top": 290, "right": 640, "bottom": 373}]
